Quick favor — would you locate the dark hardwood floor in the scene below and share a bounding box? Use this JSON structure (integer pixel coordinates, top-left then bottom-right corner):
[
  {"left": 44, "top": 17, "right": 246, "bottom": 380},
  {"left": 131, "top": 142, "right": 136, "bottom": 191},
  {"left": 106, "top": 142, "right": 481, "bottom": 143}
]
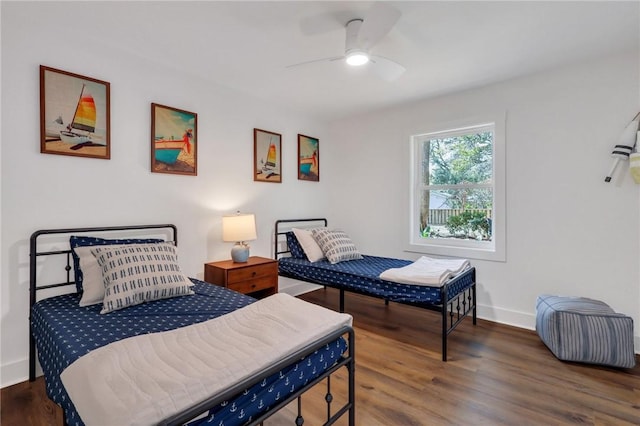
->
[
  {"left": 3, "top": 288, "right": 639, "bottom": 425},
  {"left": 1, "top": 376, "right": 63, "bottom": 426}
]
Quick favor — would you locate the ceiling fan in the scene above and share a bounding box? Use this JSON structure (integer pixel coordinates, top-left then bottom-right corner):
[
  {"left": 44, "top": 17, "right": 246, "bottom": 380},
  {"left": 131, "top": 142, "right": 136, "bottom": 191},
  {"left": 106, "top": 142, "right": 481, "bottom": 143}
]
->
[{"left": 287, "top": 2, "right": 406, "bottom": 82}]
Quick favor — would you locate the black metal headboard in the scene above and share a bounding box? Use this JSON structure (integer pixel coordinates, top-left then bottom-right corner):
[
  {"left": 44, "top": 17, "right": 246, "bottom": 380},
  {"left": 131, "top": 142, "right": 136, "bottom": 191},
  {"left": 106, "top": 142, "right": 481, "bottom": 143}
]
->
[
  {"left": 274, "top": 218, "right": 327, "bottom": 259},
  {"left": 28, "top": 223, "right": 177, "bottom": 381}
]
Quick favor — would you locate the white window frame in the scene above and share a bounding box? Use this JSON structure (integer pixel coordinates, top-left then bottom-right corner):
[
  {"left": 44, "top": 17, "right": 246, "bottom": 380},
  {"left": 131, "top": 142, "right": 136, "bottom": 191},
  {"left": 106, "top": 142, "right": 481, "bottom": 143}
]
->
[{"left": 408, "top": 113, "right": 506, "bottom": 262}]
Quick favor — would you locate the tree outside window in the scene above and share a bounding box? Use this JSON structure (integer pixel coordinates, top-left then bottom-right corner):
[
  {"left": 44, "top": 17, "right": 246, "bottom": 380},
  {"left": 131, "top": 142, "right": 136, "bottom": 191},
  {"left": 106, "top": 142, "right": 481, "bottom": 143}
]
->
[{"left": 418, "top": 125, "right": 494, "bottom": 241}]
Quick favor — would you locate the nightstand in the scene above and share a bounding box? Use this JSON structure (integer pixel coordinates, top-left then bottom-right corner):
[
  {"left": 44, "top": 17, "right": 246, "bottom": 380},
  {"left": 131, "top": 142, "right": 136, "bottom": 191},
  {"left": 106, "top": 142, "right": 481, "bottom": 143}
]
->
[{"left": 204, "top": 256, "right": 278, "bottom": 299}]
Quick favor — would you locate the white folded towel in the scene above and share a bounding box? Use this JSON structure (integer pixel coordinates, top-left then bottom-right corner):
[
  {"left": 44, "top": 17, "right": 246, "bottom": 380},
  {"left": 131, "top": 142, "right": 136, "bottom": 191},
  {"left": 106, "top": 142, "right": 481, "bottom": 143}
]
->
[{"left": 379, "top": 256, "right": 470, "bottom": 287}]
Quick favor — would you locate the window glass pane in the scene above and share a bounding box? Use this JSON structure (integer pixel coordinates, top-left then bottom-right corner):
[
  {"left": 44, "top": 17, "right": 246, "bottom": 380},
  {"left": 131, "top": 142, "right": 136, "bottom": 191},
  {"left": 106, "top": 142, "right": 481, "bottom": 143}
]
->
[
  {"left": 410, "top": 116, "right": 504, "bottom": 261},
  {"left": 419, "top": 188, "right": 493, "bottom": 241},
  {"left": 427, "top": 131, "right": 493, "bottom": 185}
]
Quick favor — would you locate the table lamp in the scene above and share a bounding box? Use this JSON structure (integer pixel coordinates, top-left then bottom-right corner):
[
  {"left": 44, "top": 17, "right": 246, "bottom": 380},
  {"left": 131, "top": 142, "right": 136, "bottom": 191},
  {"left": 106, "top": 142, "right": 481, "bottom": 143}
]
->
[{"left": 222, "top": 213, "right": 257, "bottom": 263}]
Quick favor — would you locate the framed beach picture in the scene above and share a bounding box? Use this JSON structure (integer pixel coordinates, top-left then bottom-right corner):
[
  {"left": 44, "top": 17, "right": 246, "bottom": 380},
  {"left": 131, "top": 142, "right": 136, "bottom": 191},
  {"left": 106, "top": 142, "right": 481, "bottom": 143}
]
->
[
  {"left": 298, "top": 134, "right": 319, "bottom": 181},
  {"left": 40, "top": 65, "right": 110, "bottom": 159},
  {"left": 254, "top": 128, "right": 282, "bottom": 183},
  {"left": 151, "top": 103, "right": 197, "bottom": 176}
]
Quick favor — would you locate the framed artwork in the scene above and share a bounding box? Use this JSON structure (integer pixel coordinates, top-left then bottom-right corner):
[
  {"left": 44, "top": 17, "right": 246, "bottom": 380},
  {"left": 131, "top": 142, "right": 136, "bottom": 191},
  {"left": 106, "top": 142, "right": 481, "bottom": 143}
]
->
[
  {"left": 151, "top": 103, "right": 197, "bottom": 176},
  {"left": 39, "top": 65, "right": 110, "bottom": 159},
  {"left": 254, "top": 128, "right": 282, "bottom": 183},
  {"left": 298, "top": 134, "right": 319, "bottom": 181}
]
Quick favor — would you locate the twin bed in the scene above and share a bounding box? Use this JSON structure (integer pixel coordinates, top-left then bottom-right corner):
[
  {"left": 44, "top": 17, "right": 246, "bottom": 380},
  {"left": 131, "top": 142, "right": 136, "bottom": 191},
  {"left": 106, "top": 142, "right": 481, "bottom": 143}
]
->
[
  {"left": 274, "top": 218, "right": 477, "bottom": 362},
  {"left": 29, "top": 224, "right": 355, "bottom": 426}
]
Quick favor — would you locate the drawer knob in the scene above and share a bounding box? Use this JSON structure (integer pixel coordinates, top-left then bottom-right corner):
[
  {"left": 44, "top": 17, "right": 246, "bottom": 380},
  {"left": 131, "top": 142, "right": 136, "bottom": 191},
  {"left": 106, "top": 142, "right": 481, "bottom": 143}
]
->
[
  {"left": 252, "top": 271, "right": 256, "bottom": 276},
  {"left": 251, "top": 284, "right": 256, "bottom": 289}
]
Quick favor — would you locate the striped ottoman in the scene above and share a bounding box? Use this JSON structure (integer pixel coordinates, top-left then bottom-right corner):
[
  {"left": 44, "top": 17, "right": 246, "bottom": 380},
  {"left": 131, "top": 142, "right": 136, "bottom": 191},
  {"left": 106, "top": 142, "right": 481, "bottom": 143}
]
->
[{"left": 535, "top": 295, "right": 636, "bottom": 368}]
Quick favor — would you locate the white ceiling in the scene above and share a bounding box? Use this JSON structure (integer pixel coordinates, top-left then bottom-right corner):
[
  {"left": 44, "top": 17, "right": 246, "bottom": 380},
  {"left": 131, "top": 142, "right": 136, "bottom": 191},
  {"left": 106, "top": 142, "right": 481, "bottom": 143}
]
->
[{"left": 79, "top": 1, "right": 639, "bottom": 122}]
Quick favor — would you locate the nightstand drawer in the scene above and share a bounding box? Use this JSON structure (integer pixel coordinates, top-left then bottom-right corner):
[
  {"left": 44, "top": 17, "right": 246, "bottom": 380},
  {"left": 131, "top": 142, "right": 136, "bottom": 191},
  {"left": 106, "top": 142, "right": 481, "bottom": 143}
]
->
[
  {"left": 227, "top": 263, "right": 277, "bottom": 284},
  {"left": 227, "top": 276, "right": 275, "bottom": 294},
  {"left": 204, "top": 257, "right": 278, "bottom": 299}
]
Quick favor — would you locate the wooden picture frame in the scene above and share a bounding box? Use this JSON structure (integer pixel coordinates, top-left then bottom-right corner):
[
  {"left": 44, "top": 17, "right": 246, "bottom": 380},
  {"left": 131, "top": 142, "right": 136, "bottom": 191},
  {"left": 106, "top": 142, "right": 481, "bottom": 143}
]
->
[
  {"left": 298, "top": 134, "right": 319, "bottom": 181},
  {"left": 254, "top": 128, "right": 282, "bottom": 183},
  {"left": 151, "top": 103, "right": 197, "bottom": 176},
  {"left": 39, "top": 65, "right": 110, "bottom": 159}
]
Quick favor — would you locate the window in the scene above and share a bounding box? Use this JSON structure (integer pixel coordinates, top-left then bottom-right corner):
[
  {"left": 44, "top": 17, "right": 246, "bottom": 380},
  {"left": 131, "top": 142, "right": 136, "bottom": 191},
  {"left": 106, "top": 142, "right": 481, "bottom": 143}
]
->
[{"left": 409, "top": 115, "right": 505, "bottom": 261}]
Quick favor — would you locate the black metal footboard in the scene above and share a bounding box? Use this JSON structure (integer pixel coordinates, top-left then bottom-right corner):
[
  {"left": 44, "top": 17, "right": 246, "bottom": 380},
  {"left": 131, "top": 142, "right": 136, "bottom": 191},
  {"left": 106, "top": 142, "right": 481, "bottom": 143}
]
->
[
  {"left": 160, "top": 326, "right": 356, "bottom": 426},
  {"left": 330, "top": 270, "right": 476, "bottom": 362},
  {"left": 440, "top": 268, "right": 477, "bottom": 361}
]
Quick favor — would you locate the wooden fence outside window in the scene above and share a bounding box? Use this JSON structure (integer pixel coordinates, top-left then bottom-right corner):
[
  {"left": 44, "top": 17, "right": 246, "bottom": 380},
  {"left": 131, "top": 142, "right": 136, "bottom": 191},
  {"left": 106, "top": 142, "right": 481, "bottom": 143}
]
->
[{"left": 428, "top": 209, "right": 492, "bottom": 225}]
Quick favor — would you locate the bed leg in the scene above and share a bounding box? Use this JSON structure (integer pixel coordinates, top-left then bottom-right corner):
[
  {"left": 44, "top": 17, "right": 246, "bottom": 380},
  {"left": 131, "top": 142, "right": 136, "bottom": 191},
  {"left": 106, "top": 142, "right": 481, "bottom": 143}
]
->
[
  {"left": 472, "top": 284, "right": 477, "bottom": 325},
  {"left": 339, "top": 289, "right": 345, "bottom": 313},
  {"left": 348, "top": 329, "right": 356, "bottom": 425},
  {"left": 29, "top": 330, "right": 36, "bottom": 382},
  {"left": 296, "top": 396, "right": 303, "bottom": 426},
  {"left": 442, "top": 300, "right": 448, "bottom": 362}
]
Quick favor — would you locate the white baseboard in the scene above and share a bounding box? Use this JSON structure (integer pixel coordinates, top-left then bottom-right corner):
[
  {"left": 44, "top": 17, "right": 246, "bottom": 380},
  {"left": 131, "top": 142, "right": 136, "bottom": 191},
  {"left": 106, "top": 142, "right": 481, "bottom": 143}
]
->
[
  {"left": 1, "top": 357, "right": 41, "bottom": 388},
  {"left": 476, "top": 303, "right": 536, "bottom": 330},
  {"left": 476, "top": 303, "right": 639, "bottom": 354}
]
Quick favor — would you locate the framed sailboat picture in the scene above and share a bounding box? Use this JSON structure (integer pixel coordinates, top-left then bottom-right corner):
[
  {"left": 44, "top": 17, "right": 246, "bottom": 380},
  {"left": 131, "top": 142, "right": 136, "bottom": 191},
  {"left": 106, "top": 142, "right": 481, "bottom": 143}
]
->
[
  {"left": 151, "top": 103, "right": 197, "bottom": 176},
  {"left": 40, "top": 66, "right": 110, "bottom": 159},
  {"left": 298, "top": 134, "right": 319, "bottom": 181},
  {"left": 254, "top": 128, "right": 282, "bottom": 183}
]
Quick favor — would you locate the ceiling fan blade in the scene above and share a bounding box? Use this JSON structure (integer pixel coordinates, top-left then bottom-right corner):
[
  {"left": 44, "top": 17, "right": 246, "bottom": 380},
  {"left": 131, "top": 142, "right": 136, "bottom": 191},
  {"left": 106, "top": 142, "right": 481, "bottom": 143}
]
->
[
  {"left": 369, "top": 54, "right": 405, "bottom": 81},
  {"left": 357, "top": 2, "right": 401, "bottom": 50},
  {"left": 286, "top": 56, "right": 344, "bottom": 69}
]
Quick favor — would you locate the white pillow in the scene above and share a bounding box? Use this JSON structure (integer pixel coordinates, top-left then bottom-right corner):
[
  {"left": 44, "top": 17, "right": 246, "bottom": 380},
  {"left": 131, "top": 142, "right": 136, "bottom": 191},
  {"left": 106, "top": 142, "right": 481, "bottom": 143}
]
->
[
  {"left": 74, "top": 245, "right": 124, "bottom": 306},
  {"left": 292, "top": 228, "right": 326, "bottom": 262},
  {"left": 91, "top": 243, "right": 194, "bottom": 314},
  {"left": 311, "top": 229, "right": 363, "bottom": 264}
]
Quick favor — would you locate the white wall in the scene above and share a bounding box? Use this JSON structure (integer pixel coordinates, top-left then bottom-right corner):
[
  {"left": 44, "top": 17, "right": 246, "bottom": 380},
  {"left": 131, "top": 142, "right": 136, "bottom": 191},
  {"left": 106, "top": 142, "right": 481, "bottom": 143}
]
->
[
  {"left": 2, "top": 2, "right": 639, "bottom": 388},
  {"left": 0, "top": 2, "right": 331, "bottom": 387},
  {"left": 326, "top": 50, "right": 640, "bottom": 350}
]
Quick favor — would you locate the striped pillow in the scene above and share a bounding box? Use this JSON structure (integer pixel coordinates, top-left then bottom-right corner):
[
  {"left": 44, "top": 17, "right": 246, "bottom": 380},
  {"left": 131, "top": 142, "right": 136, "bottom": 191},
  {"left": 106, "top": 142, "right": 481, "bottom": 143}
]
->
[
  {"left": 70, "top": 236, "right": 164, "bottom": 293},
  {"left": 91, "top": 243, "right": 194, "bottom": 314},
  {"left": 311, "top": 229, "right": 363, "bottom": 264}
]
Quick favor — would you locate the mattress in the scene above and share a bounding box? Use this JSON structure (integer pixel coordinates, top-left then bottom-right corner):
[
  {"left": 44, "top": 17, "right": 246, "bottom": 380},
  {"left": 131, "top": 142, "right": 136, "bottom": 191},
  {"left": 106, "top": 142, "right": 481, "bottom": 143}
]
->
[
  {"left": 31, "top": 279, "right": 347, "bottom": 426},
  {"left": 279, "top": 255, "right": 475, "bottom": 305}
]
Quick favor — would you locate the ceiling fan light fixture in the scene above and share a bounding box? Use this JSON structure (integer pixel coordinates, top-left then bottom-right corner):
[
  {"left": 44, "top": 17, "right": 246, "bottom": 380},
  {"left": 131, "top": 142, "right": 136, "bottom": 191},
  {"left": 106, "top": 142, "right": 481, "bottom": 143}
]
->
[{"left": 346, "top": 50, "right": 369, "bottom": 66}]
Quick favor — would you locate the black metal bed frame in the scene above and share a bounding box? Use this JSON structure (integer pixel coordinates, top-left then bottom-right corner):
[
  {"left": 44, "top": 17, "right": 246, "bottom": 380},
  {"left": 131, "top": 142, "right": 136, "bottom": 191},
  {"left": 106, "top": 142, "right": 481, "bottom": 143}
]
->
[
  {"left": 29, "top": 224, "right": 355, "bottom": 426},
  {"left": 274, "top": 218, "right": 477, "bottom": 362}
]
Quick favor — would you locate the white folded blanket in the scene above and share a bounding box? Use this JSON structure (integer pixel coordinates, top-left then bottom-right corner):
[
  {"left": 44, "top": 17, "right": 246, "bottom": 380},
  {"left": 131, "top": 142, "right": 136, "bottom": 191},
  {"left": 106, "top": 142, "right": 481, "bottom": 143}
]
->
[
  {"left": 379, "top": 256, "right": 470, "bottom": 287},
  {"left": 60, "top": 293, "right": 353, "bottom": 426}
]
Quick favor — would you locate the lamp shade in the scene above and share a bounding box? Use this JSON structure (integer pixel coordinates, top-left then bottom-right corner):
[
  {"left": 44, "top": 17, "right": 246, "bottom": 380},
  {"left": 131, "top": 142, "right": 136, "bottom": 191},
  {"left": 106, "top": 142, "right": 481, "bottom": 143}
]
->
[{"left": 222, "top": 214, "right": 257, "bottom": 243}]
